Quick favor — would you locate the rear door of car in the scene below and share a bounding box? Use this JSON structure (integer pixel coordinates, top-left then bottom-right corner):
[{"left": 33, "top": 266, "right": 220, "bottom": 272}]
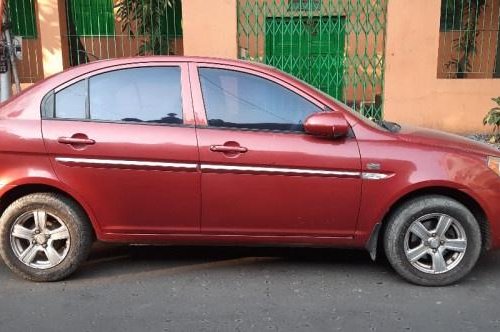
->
[{"left": 41, "top": 62, "right": 201, "bottom": 237}]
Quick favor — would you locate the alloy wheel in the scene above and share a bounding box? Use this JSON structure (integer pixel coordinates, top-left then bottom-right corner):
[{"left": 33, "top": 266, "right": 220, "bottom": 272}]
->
[
  {"left": 404, "top": 213, "right": 467, "bottom": 274},
  {"left": 9, "top": 210, "right": 71, "bottom": 270}
]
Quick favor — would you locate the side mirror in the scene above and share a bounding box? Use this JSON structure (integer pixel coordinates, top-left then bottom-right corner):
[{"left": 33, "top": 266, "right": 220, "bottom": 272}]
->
[{"left": 304, "top": 112, "right": 350, "bottom": 138}]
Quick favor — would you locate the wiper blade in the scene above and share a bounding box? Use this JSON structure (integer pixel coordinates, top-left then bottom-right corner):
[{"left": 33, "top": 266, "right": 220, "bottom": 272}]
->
[{"left": 376, "top": 120, "right": 401, "bottom": 132}]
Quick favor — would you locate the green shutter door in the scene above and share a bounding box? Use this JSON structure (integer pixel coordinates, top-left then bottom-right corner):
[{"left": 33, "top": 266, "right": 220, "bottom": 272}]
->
[
  {"left": 265, "top": 17, "right": 310, "bottom": 83},
  {"left": 309, "top": 17, "right": 345, "bottom": 100},
  {"left": 69, "top": 0, "right": 115, "bottom": 36},
  {"left": 265, "top": 16, "right": 345, "bottom": 100},
  {"left": 8, "top": 0, "right": 37, "bottom": 38}
]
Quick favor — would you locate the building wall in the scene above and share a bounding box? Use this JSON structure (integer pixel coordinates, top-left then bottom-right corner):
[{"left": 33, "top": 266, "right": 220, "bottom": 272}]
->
[
  {"left": 237, "top": 0, "right": 386, "bottom": 107},
  {"left": 183, "top": 0, "right": 237, "bottom": 59},
  {"left": 8, "top": 0, "right": 500, "bottom": 134},
  {"left": 59, "top": 0, "right": 184, "bottom": 69},
  {"left": 383, "top": 0, "right": 500, "bottom": 134},
  {"left": 436, "top": 0, "right": 500, "bottom": 79}
]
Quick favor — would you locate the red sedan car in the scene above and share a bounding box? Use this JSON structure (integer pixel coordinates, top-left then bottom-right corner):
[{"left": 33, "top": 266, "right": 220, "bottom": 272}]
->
[{"left": 0, "top": 57, "right": 499, "bottom": 285}]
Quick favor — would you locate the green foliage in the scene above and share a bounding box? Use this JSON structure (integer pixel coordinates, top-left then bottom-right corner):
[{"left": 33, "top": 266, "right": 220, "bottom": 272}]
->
[
  {"left": 484, "top": 97, "right": 500, "bottom": 142},
  {"left": 115, "top": 0, "right": 177, "bottom": 55}
]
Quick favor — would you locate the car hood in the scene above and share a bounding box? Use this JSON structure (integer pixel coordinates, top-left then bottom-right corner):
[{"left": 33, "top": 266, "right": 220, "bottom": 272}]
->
[{"left": 395, "top": 125, "right": 500, "bottom": 157}]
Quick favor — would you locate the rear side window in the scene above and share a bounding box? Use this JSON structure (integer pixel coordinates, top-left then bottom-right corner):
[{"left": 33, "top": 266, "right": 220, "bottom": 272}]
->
[
  {"left": 51, "top": 67, "right": 183, "bottom": 125},
  {"left": 89, "top": 67, "right": 182, "bottom": 124},
  {"left": 198, "top": 68, "right": 321, "bottom": 132},
  {"left": 54, "top": 80, "right": 87, "bottom": 119}
]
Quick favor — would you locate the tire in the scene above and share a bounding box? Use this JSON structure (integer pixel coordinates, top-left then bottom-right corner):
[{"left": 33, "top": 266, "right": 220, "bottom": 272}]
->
[
  {"left": 0, "top": 193, "right": 93, "bottom": 282},
  {"left": 383, "top": 195, "right": 482, "bottom": 286}
]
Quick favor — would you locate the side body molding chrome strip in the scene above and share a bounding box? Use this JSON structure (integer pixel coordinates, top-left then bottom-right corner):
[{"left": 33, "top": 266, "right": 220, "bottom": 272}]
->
[
  {"left": 55, "top": 157, "right": 198, "bottom": 170},
  {"left": 200, "top": 164, "right": 361, "bottom": 178},
  {"left": 55, "top": 157, "right": 392, "bottom": 180}
]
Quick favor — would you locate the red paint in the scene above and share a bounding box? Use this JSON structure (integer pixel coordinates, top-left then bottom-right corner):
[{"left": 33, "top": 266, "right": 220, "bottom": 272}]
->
[
  {"left": 0, "top": 56, "right": 499, "bottom": 250},
  {"left": 304, "top": 112, "right": 350, "bottom": 138}
]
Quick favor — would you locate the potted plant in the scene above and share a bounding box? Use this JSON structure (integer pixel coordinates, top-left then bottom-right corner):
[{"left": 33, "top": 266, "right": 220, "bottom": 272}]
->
[{"left": 484, "top": 97, "right": 500, "bottom": 143}]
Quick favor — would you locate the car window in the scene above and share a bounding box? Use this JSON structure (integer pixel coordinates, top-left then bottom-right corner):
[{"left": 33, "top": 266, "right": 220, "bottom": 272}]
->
[
  {"left": 54, "top": 80, "right": 87, "bottom": 119},
  {"left": 89, "top": 67, "right": 182, "bottom": 124},
  {"left": 52, "top": 67, "right": 182, "bottom": 125},
  {"left": 198, "top": 68, "right": 321, "bottom": 132}
]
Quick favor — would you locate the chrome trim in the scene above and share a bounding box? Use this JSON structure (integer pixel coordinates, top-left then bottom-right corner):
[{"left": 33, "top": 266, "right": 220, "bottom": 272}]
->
[
  {"left": 54, "top": 157, "right": 392, "bottom": 180},
  {"left": 200, "top": 164, "right": 361, "bottom": 177},
  {"left": 361, "top": 172, "right": 392, "bottom": 180},
  {"left": 55, "top": 157, "right": 198, "bottom": 170}
]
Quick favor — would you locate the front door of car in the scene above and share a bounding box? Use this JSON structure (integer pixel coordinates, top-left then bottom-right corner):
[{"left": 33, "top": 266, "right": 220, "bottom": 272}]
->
[
  {"left": 41, "top": 64, "right": 201, "bottom": 236},
  {"left": 190, "top": 64, "right": 362, "bottom": 237}
]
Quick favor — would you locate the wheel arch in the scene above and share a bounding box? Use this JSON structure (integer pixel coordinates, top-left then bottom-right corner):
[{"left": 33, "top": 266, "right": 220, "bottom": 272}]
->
[
  {"left": 0, "top": 183, "right": 100, "bottom": 239},
  {"left": 368, "top": 186, "right": 490, "bottom": 260}
]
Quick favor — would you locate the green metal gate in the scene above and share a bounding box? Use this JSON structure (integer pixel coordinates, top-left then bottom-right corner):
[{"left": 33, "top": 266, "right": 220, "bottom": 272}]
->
[
  {"left": 266, "top": 16, "right": 346, "bottom": 99},
  {"left": 238, "top": 0, "right": 387, "bottom": 119},
  {"left": 64, "top": 0, "right": 183, "bottom": 67}
]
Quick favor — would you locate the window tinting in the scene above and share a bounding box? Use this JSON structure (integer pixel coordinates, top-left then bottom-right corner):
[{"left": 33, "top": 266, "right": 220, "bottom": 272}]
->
[
  {"left": 199, "top": 68, "right": 321, "bottom": 132},
  {"left": 89, "top": 67, "right": 182, "bottom": 124},
  {"left": 55, "top": 80, "right": 87, "bottom": 119}
]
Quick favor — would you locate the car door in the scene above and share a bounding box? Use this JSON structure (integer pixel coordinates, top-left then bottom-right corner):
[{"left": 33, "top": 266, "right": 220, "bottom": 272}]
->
[
  {"left": 42, "top": 63, "right": 201, "bottom": 236},
  {"left": 190, "top": 63, "right": 362, "bottom": 237}
]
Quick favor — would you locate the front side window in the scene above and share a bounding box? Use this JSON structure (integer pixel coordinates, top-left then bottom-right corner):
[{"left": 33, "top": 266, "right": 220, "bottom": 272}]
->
[
  {"left": 199, "top": 68, "right": 321, "bottom": 132},
  {"left": 52, "top": 67, "right": 183, "bottom": 125}
]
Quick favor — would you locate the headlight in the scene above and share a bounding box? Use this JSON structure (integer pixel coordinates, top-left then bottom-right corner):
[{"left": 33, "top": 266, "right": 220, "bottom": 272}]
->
[{"left": 488, "top": 156, "right": 500, "bottom": 176}]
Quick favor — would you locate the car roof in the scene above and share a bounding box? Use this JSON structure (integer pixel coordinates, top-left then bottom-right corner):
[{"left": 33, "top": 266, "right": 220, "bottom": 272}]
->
[
  {"left": 61, "top": 56, "right": 275, "bottom": 74},
  {"left": 38, "top": 56, "right": 284, "bottom": 92}
]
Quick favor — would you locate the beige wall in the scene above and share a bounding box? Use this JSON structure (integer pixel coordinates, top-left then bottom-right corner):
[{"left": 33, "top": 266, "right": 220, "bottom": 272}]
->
[
  {"left": 36, "top": 0, "right": 64, "bottom": 77},
  {"left": 182, "top": 0, "right": 237, "bottom": 59},
  {"left": 384, "top": 0, "right": 500, "bottom": 134},
  {"left": 11, "top": 0, "right": 500, "bottom": 134}
]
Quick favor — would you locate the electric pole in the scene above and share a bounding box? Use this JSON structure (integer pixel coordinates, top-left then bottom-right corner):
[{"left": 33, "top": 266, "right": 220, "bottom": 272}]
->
[{"left": 0, "top": 0, "right": 21, "bottom": 102}]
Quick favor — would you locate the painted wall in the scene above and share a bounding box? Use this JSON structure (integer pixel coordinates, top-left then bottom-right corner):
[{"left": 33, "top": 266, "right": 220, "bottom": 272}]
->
[
  {"left": 182, "top": 0, "right": 238, "bottom": 59},
  {"left": 10, "top": 0, "right": 500, "bottom": 134},
  {"left": 36, "top": 0, "right": 63, "bottom": 77},
  {"left": 383, "top": 0, "right": 500, "bottom": 134}
]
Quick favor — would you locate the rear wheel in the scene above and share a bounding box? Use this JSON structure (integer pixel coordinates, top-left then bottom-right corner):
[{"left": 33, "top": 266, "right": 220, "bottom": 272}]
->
[
  {"left": 383, "top": 195, "right": 482, "bottom": 286},
  {"left": 0, "top": 193, "right": 93, "bottom": 281}
]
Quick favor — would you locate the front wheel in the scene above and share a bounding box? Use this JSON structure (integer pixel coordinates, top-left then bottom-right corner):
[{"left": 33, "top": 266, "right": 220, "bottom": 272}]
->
[
  {"left": 0, "top": 193, "right": 93, "bottom": 281},
  {"left": 383, "top": 195, "right": 482, "bottom": 286}
]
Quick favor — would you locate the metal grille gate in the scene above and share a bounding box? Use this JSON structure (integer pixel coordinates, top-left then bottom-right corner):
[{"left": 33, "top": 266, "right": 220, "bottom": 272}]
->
[
  {"left": 238, "top": 0, "right": 387, "bottom": 119},
  {"left": 64, "top": 0, "right": 183, "bottom": 67}
]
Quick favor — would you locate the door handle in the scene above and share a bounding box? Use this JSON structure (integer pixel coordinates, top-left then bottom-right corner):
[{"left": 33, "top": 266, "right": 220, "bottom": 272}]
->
[
  {"left": 58, "top": 136, "right": 96, "bottom": 145},
  {"left": 210, "top": 145, "right": 248, "bottom": 153}
]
